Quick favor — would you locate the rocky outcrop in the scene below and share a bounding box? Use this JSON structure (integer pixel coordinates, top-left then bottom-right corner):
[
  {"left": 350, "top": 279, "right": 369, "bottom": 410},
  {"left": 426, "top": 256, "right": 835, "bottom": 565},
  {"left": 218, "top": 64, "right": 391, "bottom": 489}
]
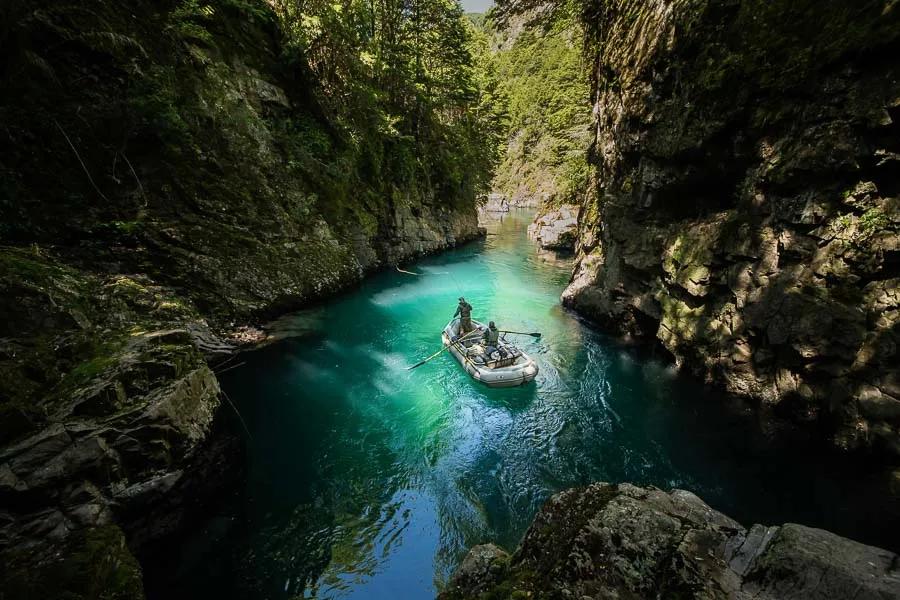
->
[
  {"left": 565, "top": 0, "right": 900, "bottom": 455},
  {"left": 0, "top": 1, "right": 482, "bottom": 596},
  {"left": 483, "top": 193, "right": 512, "bottom": 213},
  {"left": 528, "top": 204, "right": 579, "bottom": 250},
  {"left": 441, "top": 482, "right": 900, "bottom": 599},
  {"left": 0, "top": 252, "right": 240, "bottom": 599}
]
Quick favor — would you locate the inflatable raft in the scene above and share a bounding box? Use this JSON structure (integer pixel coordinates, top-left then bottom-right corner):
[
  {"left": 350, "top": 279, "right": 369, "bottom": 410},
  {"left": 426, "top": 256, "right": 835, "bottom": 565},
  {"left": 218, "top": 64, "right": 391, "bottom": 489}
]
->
[{"left": 441, "top": 319, "right": 538, "bottom": 387}]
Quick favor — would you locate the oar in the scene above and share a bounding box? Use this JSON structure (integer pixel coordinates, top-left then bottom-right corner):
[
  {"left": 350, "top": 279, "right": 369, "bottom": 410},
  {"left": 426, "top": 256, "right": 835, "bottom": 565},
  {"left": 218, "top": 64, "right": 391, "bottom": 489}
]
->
[
  {"left": 499, "top": 330, "right": 542, "bottom": 338},
  {"left": 407, "top": 328, "right": 482, "bottom": 371}
]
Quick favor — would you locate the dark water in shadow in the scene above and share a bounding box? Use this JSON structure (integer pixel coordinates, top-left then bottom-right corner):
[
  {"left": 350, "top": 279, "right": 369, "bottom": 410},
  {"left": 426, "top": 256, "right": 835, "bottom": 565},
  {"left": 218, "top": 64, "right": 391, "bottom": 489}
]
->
[{"left": 145, "top": 209, "right": 900, "bottom": 599}]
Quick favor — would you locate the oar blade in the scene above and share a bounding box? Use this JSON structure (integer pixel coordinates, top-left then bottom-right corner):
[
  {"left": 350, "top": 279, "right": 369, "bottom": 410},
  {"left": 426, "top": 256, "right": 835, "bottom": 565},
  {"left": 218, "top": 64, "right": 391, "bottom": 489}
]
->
[{"left": 499, "top": 330, "right": 542, "bottom": 338}]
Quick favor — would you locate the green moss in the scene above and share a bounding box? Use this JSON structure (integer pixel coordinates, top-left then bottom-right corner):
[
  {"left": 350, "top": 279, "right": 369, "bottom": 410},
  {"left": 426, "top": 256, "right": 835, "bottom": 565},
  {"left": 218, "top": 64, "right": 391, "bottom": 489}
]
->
[
  {"left": 67, "top": 354, "right": 119, "bottom": 383},
  {"left": 109, "top": 276, "right": 150, "bottom": 297},
  {"left": 859, "top": 208, "right": 889, "bottom": 236},
  {"left": 0, "top": 247, "right": 77, "bottom": 289}
]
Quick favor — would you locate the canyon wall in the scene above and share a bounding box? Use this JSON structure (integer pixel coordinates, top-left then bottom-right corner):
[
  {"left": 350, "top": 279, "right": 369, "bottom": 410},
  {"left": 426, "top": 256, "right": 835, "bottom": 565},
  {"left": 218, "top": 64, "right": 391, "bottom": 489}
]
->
[{"left": 564, "top": 0, "right": 900, "bottom": 456}]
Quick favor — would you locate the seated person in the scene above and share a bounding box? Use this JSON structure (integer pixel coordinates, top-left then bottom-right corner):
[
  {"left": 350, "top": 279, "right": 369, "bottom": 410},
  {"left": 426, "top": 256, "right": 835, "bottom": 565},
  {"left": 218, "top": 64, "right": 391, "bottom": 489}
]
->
[{"left": 482, "top": 321, "right": 501, "bottom": 356}]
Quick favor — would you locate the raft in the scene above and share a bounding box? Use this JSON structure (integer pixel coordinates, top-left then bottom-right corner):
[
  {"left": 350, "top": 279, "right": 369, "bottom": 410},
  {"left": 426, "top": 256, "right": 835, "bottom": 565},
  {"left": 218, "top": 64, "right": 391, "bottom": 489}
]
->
[{"left": 441, "top": 319, "right": 538, "bottom": 387}]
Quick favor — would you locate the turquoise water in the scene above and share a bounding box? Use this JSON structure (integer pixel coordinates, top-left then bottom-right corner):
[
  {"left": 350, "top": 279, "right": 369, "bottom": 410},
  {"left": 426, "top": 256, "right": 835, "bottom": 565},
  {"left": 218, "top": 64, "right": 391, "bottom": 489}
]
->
[{"left": 147, "top": 210, "right": 899, "bottom": 599}]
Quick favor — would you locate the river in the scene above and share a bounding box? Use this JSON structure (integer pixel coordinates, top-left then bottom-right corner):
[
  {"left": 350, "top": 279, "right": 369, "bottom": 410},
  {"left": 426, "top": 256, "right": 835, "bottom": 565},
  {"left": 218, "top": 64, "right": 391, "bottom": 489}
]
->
[{"left": 146, "top": 209, "right": 899, "bottom": 599}]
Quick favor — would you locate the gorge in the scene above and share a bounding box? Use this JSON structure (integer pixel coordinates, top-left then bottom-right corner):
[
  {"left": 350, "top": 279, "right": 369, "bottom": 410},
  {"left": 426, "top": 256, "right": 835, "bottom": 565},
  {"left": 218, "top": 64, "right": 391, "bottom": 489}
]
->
[{"left": 0, "top": 0, "right": 898, "bottom": 598}]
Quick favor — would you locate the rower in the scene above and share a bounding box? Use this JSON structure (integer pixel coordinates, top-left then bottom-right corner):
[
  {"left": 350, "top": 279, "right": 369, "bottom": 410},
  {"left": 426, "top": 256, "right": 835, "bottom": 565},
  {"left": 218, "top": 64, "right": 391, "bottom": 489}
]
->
[
  {"left": 483, "top": 321, "right": 500, "bottom": 355},
  {"left": 453, "top": 297, "right": 474, "bottom": 334}
]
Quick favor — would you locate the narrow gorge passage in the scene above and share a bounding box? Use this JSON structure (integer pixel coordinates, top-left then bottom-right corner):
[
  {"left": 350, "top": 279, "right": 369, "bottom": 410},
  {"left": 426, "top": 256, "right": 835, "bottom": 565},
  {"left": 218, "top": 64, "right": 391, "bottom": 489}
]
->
[{"left": 145, "top": 211, "right": 900, "bottom": 600}]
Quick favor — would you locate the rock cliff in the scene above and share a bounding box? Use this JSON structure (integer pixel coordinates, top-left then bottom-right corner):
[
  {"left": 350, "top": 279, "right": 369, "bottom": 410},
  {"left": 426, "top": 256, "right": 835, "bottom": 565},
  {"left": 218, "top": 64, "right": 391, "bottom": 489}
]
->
[
  {"left": 441, "top": 483, "right": 900, "bottom": 599},
  {"left": 564, "top": 0, "right": 900, "bottom": 456},
  {"left": 0, "top": 0, "right": 481, "bottom": 596}
]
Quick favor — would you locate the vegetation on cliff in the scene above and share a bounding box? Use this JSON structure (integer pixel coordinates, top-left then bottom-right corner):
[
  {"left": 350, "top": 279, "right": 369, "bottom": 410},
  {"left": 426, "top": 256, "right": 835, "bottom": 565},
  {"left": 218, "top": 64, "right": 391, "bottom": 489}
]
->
[{"left": 472, "top": 6, "right": 591, "bottom": 207}]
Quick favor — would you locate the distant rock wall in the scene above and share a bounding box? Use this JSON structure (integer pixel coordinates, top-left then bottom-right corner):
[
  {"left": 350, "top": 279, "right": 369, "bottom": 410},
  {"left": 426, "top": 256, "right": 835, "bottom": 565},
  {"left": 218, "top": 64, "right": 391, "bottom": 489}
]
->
[
  {"left": 565, "top": 0, "right": 900, "bottom": 456},
  {"left": 441, "top": 482, "right": 900, "bottom": 599}
]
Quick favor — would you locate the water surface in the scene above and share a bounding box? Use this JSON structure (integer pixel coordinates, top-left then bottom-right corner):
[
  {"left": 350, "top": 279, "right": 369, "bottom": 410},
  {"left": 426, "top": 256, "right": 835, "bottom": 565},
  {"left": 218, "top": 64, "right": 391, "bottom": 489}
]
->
[{"left": 148, "top": 210, "right": 899, "bottom": 599}]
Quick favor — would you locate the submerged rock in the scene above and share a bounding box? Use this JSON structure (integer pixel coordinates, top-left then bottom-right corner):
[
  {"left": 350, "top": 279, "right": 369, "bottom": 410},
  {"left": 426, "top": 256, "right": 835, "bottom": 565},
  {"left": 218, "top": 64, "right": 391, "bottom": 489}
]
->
[
  {"left": 440, "top": 483, "right": 900, "bottom": 599},
  {"left": 528, "top": 204, "right": 579, "bottom": 250},
  {"left": 566, "top": 0, "right": 900, "bottom": 455}
]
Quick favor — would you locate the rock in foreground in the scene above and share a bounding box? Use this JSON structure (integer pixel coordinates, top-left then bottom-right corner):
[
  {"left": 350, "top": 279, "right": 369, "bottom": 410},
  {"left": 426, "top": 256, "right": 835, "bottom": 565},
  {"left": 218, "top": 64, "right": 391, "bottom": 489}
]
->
[{"left": 440, "top": 483, "right": 900, "bottom": 600}]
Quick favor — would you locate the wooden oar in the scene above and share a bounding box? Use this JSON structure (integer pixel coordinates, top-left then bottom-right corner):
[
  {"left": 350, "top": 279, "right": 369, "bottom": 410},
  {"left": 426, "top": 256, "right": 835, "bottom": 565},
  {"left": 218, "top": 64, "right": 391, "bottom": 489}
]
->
[
  {"left": 499, "top": 330, "right": 542, "bottom": 338},
  {"left": 407, "top": 328, "right": 482, "bottom": 371}
]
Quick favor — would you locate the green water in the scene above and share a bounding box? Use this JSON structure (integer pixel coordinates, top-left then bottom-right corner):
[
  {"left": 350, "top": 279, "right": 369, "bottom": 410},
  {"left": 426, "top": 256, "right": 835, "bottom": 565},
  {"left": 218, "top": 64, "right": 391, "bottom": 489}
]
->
[{"left": 148, "top": 210, "right": 899, "bottom": 599}]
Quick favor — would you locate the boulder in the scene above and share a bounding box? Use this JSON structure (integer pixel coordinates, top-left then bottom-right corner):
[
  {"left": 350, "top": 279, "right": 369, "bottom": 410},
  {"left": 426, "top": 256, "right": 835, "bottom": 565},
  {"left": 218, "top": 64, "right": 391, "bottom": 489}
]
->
[
  {"left": 528, "top": 204, "right": 579, "bottom": 250},
  {"left": 440, "top": 483, "right": 900, "bottom": 600}
]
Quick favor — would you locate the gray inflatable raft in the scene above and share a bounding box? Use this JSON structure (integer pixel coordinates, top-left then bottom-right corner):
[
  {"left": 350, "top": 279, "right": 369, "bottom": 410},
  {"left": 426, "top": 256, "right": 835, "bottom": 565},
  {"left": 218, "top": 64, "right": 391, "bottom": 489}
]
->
[{"left": 441, "top": 319, "right": 538, "bottom": 387}]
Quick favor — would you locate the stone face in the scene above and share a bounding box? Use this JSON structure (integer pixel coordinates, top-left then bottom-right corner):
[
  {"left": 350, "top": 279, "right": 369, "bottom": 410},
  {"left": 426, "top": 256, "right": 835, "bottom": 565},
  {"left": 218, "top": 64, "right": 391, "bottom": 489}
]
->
[
  {"left": 528, "top": 204, "right": 580, "bottom": 250},
  {"left": 565, "top": 0, "right": 900, "bottom": 455},
  {"left": 440, "top": 483, "right": 900, "bottom": 600}
]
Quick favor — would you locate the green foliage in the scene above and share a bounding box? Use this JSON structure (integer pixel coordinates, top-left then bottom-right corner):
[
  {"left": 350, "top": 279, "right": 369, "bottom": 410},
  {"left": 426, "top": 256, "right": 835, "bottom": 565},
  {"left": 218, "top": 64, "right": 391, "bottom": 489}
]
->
[
  {"left": 859, "top": 208, "right": 889, "bottom": 237},
  {"left": 272, "top": 0, "right": 505, "bottom": 205},
  {"left": 168, "top": 0, "right": 217, "bottom": 45},
  {"left": 486, "top": 13, "right": 591, "bottom": 205}
]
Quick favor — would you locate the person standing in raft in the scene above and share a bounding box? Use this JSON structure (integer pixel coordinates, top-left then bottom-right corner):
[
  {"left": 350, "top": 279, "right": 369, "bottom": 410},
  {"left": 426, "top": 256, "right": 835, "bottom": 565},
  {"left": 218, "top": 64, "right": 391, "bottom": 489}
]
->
[{"left": 454, "top": 297, "right": 474, "bottom": 334}]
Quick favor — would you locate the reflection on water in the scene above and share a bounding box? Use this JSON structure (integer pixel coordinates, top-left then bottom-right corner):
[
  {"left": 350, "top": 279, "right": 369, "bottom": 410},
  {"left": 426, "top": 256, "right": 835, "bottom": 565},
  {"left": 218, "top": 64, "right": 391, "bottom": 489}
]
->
[{"left": 145, "top": 210, "right": 900, "bottom": 600}]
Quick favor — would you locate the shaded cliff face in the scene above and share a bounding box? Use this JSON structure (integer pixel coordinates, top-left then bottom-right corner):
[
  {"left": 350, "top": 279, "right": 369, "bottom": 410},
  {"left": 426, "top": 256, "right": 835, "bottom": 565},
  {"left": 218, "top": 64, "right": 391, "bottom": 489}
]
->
[
  {"left": 0, "top": 0, "right": 481, "bottom": 596},
  {"left": 564, "top": 0, "right": 900, "bottom": 456},
  {"left": 1, "top": 0, "right": 480, "bottom": 322},
  {"left": 440, "top": 483, "right": 900, "bottom": 599}
]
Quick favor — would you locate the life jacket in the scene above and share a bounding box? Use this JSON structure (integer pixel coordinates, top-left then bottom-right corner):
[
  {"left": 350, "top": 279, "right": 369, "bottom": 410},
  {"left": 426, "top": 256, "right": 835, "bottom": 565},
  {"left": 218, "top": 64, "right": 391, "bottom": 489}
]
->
[
  {"left": 459, "top": 302, "right": 472, "bottom": 318},
  {"left": 484, "top": 326, "right": 499, "bottom": 345}
]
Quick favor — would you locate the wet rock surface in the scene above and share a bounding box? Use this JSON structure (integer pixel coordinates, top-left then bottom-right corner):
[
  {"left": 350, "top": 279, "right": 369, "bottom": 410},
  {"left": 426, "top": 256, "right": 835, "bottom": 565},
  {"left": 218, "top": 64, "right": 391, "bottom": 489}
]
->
[
  {"left": 566, "top": 0, "right": 900, "bottom": 455},
  {"left": 440, "top": 483, "right": 900, "bottom": 600}
]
